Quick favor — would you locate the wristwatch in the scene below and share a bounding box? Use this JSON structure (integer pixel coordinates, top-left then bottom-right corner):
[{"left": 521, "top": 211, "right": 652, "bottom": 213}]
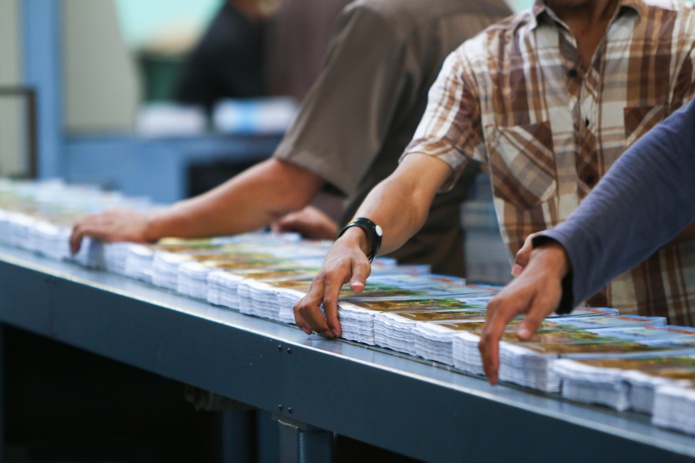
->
[{"left": 338, "top": 217, "right": 383, "bottom": 263}]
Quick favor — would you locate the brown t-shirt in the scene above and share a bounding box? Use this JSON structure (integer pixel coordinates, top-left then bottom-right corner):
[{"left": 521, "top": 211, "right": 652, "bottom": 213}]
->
[
  {"left": 267, "top": 0, "right": 353, "bottom": 102},
  {"left": 273, "top": 0, "right": 511, "bottom": 276}
]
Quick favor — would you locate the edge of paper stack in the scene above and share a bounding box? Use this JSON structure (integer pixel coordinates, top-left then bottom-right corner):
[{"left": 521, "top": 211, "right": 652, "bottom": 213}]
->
[{"left": 4, "top": 179, "right": 695, "bottom": 436}]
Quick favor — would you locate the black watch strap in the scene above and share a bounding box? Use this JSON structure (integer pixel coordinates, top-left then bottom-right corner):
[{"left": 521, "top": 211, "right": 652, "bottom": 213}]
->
[{"left": 337, "top": 217, "right": 383, "bottom": 263}]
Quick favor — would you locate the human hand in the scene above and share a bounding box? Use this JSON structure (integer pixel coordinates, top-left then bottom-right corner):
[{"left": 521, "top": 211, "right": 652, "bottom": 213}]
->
[
  {"left": 293, "top": 227, "right": 372, "bottom": 338},
  {"left": 511, "top": 232, "right": 540, "bottom": 276},
  {"left": 69, "top": 208, "right": 154, "bottom": 254},
  {"left": 478, "top": 241, "right": 569, "bottom": 385},
  {"left": 271, "top": 205, "right": 339, "bottom": 240}
]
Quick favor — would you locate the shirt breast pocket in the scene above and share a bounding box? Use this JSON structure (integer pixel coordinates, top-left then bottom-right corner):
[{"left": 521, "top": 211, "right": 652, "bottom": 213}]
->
[{"left": 487, "top": 121, "right": 557, "bottom": 210}]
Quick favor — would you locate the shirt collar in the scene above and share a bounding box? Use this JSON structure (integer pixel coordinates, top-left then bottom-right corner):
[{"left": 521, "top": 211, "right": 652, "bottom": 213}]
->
[{"left": 529, "top": 0, "right": 642, "bottom": 31}]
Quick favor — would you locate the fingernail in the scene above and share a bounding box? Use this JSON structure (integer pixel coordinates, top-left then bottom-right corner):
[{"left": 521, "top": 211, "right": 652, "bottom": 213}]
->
[
  {"left": 518, "top": 327, "right": 531, "bottom": 339},
  {"left": 511, "top": 264, "right": 522, "bottom": 276},
  {"left": 323, "top": 330, "right": 334, "bottom": 339},
  {"left": 351, "top": 280, "right": 364, "bottom": 290},
  {"left": 333, "top": 329, "right": 340, "bottom": 338}
]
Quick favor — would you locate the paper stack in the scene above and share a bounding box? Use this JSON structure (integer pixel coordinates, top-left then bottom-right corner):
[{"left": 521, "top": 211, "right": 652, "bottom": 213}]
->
[
  {"left": 251, "top": 278, "right": 315, "bottom": 321},
  {"left": 453, "top": 317, "right": 669, "bottom": 392},
  {"left": 209, "top": 259, "right": 320, "bottom": 312},
  {"left": 370, "top": 303, "right": 487, "bottom": 355},
  {"left": 207, "top": 270, "right": 247, "bottom": 309},
  {"left": 0, "top": 179, "right": 153, "bottom": 270},
  {"left": 102, "top": 243, "right": 139, "bottom": 276},
  {"left": 553, "top": 351, "right": 695, "bottom": 413},
  {"left": 334, "top": 277, "right": 494, "bottom": 345},
  {"left": 148, "top": 239, "right": 266, "bottom": 290},
  {"left": 206, "top": 265, "right": 315, "bottom": 309},
  {"left": 653, "top": 385, "right": 695, "bottom": 435},
  {"left": 123, "top": 244, "right": 157, "bottom": 283},
  {"left": 393, "top": 308, "right": 613, "bottom": 367}
]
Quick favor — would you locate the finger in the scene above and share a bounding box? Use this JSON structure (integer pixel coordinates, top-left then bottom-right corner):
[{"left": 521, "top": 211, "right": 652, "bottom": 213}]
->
[
  {"left": 479, "top": 329, "right": 501, "bottom": 385},
  {"left": 479, "top": 297, "right": 526, "bottom": 385},
  {"left": 297, "top": 297, "right": 330, "bottom": 336},
  {"left": 511, "top": 262, "right": 524, "bottom": 277},
  {"left": 69, "top": 226, "right": 84, "bottom": 254},
  {"left": 69, "top": 215, "right": 107, "bottom": 246},
  {"left": 323, "top": 300, "right": 341, "bottom": 338},
  {"left": 295, "top": 279, "right": 330, "bottom": 335},
  {"left": 293, "top": 283, "right": 318, "bottom": 334},
  {"left": 517, "top": 290, "right": 560, "bottom": 341},
  {"left": 321, "top": 270, "right": 346, "bottom": 338},
  {"left": 512, "top": 236, "right": 534, "bottom": 276},
  {"left": 349, "top": 260, "right": 371, "bottom": 293},
  {"left": 293, "top": 305, "right": 313, "bottom": 335}
]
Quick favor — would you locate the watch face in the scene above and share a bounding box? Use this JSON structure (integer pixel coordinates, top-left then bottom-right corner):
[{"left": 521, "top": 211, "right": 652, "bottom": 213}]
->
[{"left": 375, "top": 225, "right": 383, "bottom": 237}]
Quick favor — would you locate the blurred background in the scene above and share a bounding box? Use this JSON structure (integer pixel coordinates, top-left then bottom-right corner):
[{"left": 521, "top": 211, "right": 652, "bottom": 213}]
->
[{"left": 0, "top": 0, "right": 535, "bottom": 286}]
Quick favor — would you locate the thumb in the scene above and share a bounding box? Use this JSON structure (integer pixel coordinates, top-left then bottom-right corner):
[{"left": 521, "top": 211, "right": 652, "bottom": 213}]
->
[
  {"left": 512, "top": 234, "right": 536, "bottom": 276},
  {"left": 349, "top": 264, "right": 370, "bottom": 293}
]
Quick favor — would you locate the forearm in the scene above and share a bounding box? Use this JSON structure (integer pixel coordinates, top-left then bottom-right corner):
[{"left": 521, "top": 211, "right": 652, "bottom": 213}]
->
[
  {"left": 351, "top": 154, "right": 453, "bottom": 255},
  {"left": 146, "top": 159, "right": 325, "bottom": 240}
]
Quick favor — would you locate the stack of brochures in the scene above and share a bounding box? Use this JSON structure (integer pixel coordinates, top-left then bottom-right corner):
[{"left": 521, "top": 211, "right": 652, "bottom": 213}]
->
[
  {"left": 334, "top": 276, "right": 491, "bottom": 345},
  {"left": 453, "top": 316, "right": 667, "bottom": 392},
  {"left": 0, "top": 179, "right": 150, "bottom": 268},
  {"left": 147, "top": 235, "right": 304, "bottom": 290},
  {"left": 451, "top": 307, "right": 619, "bottom": 376},
  {"left": 555, "top": 353, "right": 695, "bottom": 413},
  {"left": 207, "top": 266, "right": 312, "bottom": 310},
  {"left": 10, "top": 179, "right": 695, "bottom": 437},
  {"left": 370, "top": 300, "right": 487, "bottom": 355},
  {"left": 653, "top": 384, "right": 695, "bottom": 434},
  {"left": 240, "top": 274, "right": 315, "bottom": 321},
  {"left": 551, "top": 330, "right": 695, "bottom": 412}
]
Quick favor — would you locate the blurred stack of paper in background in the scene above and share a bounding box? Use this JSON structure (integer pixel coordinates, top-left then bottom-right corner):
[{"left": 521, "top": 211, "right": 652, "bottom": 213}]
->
[
  {"left": 213, "top": 97, "right": 298, "bottom": 135},
  {"left": 0, "top": 179, "right": 149, "bottom": 268}
]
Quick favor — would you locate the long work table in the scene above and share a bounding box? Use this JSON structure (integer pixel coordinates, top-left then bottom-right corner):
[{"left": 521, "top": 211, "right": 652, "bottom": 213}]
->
[{"left": 0, "top": 244, "right": 694, "bottom": 463}]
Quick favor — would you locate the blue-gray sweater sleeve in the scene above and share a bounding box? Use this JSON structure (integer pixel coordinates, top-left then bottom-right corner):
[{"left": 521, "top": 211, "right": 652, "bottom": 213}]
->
[{"left": 537, "top": 97, "right": 695, "bottom": 308}]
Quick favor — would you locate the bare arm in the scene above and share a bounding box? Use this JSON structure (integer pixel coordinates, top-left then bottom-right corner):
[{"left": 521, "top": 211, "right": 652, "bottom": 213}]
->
[
  {"left": 292, "top": 154, "right": 453, "bottom": 337},
  {"left": 70, "top": 158, "right": 325, "bottom": 252}
]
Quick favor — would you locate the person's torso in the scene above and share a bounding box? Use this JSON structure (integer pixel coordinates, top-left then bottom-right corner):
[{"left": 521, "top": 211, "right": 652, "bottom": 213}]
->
[{"left": 463, "top": 0, "right": 695, "bottom": 319}]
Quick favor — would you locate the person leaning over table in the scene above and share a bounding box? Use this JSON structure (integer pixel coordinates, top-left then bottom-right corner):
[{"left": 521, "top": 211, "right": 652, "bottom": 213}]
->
[
  {"left": 69, "top": 0, "right": 512, "bottom": 278},
  {"left": 479, "top": 96, "right": 695, "bottom": 385},
  {"left": 292, "top": 0, "right": 695, "bottom": 339}
]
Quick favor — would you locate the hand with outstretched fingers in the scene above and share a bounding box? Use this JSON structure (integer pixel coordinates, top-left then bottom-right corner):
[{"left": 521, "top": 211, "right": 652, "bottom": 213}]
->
[
  {"left": 479, "top": 242, "right": 569, "bottom": 385},
  {"left": 293, "top": 227, "right": 372, "bottom": 338}
]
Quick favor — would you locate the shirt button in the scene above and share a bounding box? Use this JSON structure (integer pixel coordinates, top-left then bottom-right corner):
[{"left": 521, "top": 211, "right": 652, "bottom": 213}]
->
[
  {"left": 584, "top": 174, "right": 597, "bottom": 186},
  {"left": 584, "top": 117, "right": 590, "bottom": 127},
  {"left": 568, "top": 68, "right": 579, "bottom": 78}
]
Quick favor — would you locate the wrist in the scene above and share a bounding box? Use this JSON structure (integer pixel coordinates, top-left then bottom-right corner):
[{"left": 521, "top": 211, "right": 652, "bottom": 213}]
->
[
  {"left": 532, "top": 241, "right": 570, "bottom": 277},
  {"left": 143, "top": 210, "right": 169, "bottom": 243},
  {"left": 337, "top": 217, "right": 382, "bottom": 262},
  {"left": 340, "top": 226, "right": 371, "bottom": 255}
]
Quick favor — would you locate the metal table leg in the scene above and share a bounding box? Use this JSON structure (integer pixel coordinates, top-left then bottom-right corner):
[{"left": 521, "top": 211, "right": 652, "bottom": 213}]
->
[{"left": 276, "top": 416, "right": 332, "bottom": 463}]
